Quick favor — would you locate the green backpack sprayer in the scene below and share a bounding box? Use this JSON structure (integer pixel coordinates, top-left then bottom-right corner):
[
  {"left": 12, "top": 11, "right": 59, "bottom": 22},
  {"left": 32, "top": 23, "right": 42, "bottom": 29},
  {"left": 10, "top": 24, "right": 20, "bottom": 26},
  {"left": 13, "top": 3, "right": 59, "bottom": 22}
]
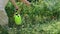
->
[{"left": 14, "top": 9, "right": 22, "bottom": 25}]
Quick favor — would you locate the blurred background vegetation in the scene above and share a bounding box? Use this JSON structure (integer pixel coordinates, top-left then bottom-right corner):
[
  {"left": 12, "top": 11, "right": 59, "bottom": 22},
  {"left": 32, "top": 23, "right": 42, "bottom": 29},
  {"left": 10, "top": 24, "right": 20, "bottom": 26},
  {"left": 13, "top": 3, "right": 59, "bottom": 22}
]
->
[{"left": 0, "top": 0, "right": 60, "bottom": 34}]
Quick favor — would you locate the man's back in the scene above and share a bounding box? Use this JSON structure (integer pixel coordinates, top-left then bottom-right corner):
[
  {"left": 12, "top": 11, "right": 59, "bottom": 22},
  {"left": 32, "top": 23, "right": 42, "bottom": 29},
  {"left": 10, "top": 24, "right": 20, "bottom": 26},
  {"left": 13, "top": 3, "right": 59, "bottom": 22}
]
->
[
  {"left": 0, "top": 0, "right": 9, "bottom": 9},
  {"left": 0, "top": 0, "right": 9, "bottom": 26}
]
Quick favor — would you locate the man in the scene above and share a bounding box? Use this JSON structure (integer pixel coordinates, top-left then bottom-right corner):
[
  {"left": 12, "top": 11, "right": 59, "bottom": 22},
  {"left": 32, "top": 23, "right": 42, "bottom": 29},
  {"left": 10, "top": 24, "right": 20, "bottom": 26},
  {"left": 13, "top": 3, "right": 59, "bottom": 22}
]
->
[
  {"left": 0, "top": 0, "right": 30, "bottom": 30},
  {"left": 20, "top": 0, "right": 31, "bottom": 6}
]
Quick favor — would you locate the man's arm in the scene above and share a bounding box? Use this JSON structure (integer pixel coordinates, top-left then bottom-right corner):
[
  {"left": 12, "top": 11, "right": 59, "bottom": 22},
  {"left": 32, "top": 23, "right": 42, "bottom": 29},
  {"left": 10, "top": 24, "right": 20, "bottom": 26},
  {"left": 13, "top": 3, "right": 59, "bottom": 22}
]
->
[
  {"left": 10, "top": 0, "right": 18, "bottom": 9},
  {"left": 10, "top": 0, "right": 31, "bottom": 9},
  {"left": 20, "top": 0, "right": 31, "bottom": 6}
]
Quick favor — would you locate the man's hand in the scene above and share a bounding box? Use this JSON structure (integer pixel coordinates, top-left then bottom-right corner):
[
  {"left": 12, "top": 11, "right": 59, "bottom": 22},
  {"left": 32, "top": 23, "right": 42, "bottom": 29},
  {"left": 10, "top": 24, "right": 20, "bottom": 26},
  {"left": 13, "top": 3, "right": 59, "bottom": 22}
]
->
[
  {"left": 15, "top": 6, "right": 19, "bottom": 10},
  {"left": 10, "top": 0, "right": 19, "bottom": 9}
]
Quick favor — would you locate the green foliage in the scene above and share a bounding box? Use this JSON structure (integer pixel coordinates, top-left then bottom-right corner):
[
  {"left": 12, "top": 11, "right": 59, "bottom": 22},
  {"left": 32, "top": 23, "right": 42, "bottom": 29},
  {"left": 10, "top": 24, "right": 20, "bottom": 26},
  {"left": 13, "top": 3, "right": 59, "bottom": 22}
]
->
[{"left": 4, "top": 0, "right": 60, "bottom": 34}]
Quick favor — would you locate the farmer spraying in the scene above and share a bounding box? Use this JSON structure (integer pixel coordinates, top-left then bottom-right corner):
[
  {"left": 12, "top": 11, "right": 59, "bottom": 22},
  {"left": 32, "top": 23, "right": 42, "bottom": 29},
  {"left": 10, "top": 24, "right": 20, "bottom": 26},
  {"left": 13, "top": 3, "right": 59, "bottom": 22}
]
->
[{"left": 0, "top": 0, "right": 30, "bottom": 31}]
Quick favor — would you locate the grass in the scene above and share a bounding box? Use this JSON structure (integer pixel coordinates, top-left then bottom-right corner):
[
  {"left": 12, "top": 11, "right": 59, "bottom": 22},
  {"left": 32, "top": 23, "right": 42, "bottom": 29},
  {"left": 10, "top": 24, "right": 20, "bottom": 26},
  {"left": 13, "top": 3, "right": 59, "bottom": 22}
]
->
[
  {"left": 4, "top": 20, "right": 60, "bottom": 34},
  {"left": 0, "top": 0, "right": 60, "bottom": 34}
]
